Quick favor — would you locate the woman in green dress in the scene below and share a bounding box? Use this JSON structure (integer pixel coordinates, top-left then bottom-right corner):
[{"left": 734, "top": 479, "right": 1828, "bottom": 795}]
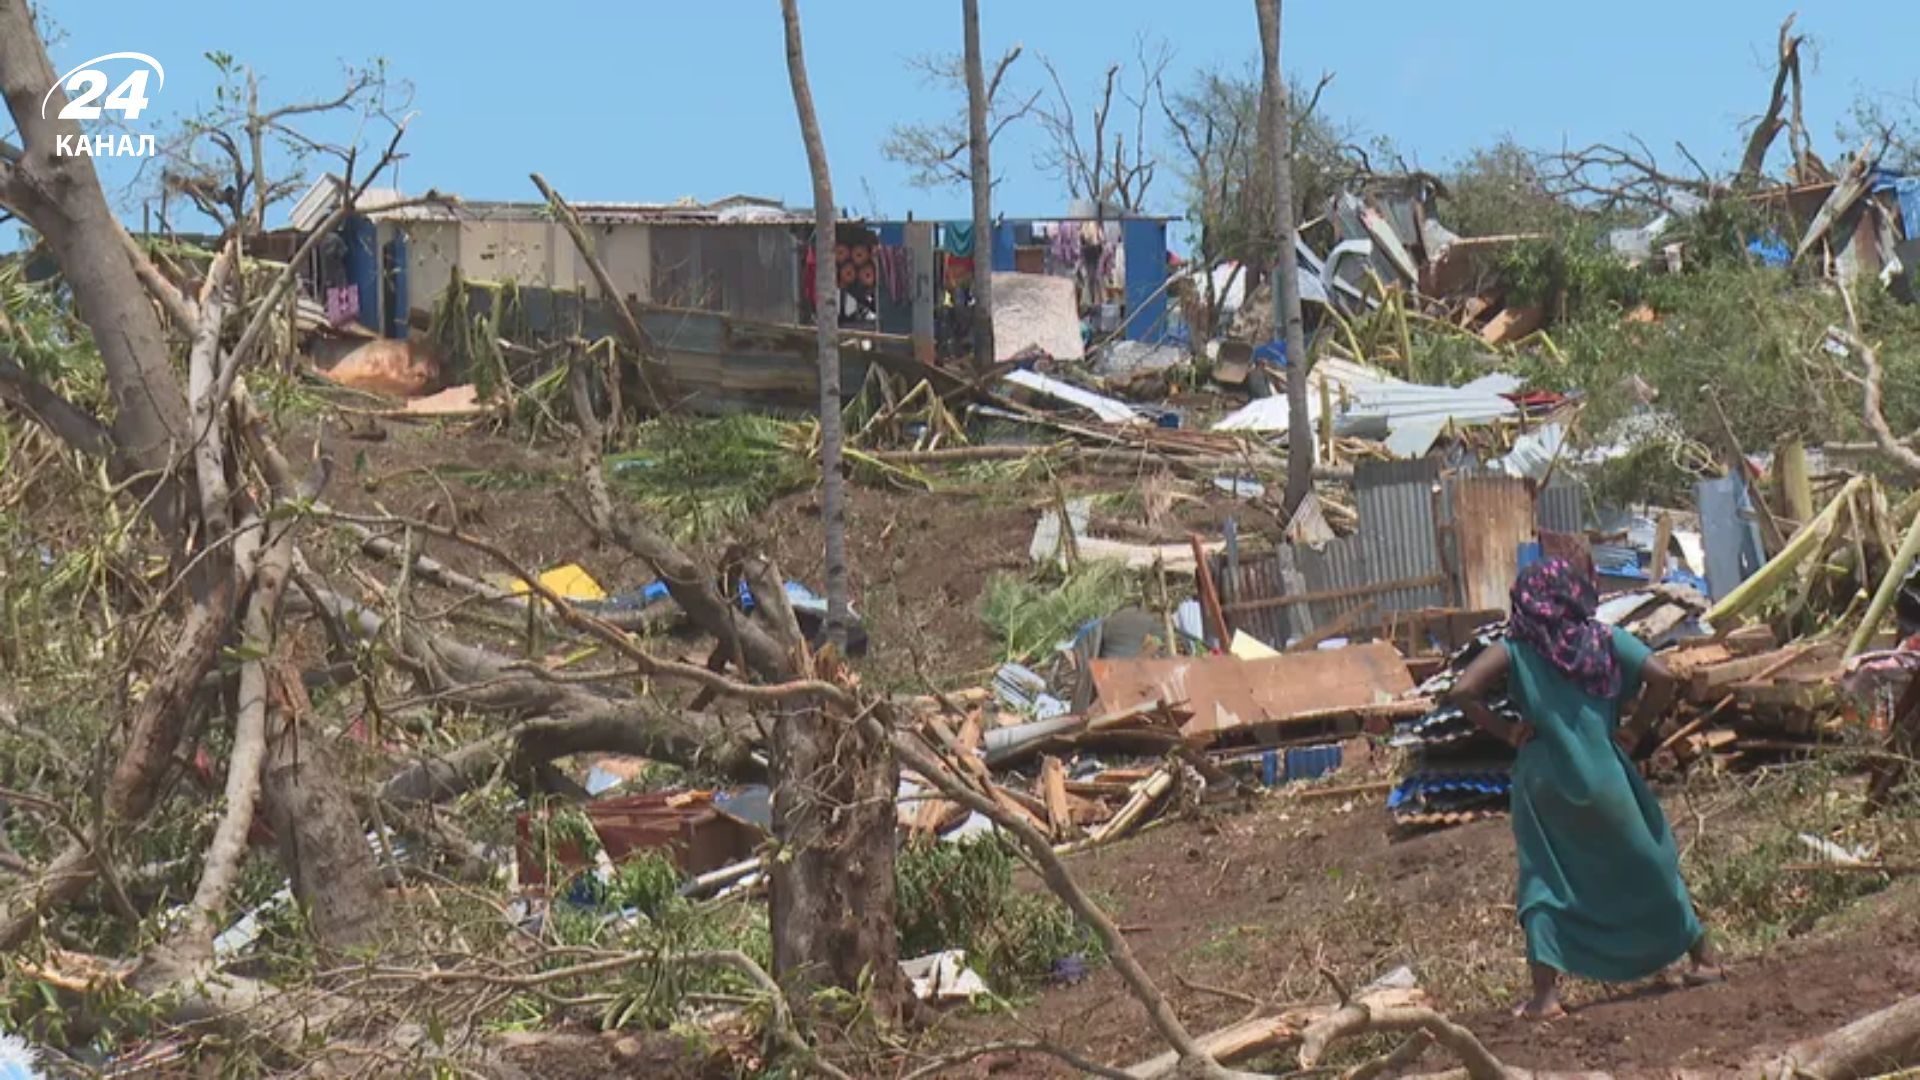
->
[{"left": 1449, "top": 558, "right": 1721, "bottom": 1019}]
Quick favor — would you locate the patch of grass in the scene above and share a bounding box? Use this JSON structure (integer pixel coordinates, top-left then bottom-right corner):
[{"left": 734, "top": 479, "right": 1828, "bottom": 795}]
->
[
  {"left": 979, "top": 562, "right": 1136, "bottom": 663},
  {"left": 896, "top": 836, "right": 1100, "bottom": 991},
  {"left": 430, "top": 464, "right": 560, "bottom": 491},
  {"left": 607, "top": 415, "right": 811, "bottom": 540},
  {"left": 1193, "top": 921, "right": 1280, "bottom": 964},
  {"left": 1687, "top": 827, "right": 1886, "bottom": 951}
]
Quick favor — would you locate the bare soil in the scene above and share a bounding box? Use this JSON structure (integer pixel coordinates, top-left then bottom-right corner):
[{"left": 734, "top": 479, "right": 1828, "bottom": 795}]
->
[
  {"left": 925, "top": 786, "right": 1920, "bottom": 1078},
  {"left": 281, "top": 412, "right": 1920, "bottom": 1078}
]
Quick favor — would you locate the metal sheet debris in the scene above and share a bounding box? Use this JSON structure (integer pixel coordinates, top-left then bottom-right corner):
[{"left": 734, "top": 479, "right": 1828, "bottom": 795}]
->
[
  {"left": 1003, "top": 367, "right": 1138, "bottom": 424},
  {"left": 1088, "top": 642, "right": 1414, "bottom": 741}
]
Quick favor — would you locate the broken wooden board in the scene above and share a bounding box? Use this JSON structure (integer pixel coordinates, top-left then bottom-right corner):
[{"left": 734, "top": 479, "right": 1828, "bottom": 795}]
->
[
  {"left": 1687, "top": 642, "right": 1837, "bottom": 700},
  {"left": 1479, "top": 305, "right": 1544, "bottom": 345},
  {"left": 1038, "top": 756, "right": 1072, "bottom": 840},
  {"left": 1088, "top": 643, "right": 1415, "bottom": 743}
]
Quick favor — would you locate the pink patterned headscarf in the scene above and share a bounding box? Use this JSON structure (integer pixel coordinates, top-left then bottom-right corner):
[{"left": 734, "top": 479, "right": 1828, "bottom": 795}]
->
[{"left": 1508, "top": 558, "right": 1622, "bottom": 700}]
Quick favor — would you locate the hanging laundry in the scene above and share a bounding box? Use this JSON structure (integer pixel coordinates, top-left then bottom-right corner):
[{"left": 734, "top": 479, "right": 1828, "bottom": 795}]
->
[
  {"left": 945, "top": 255, "right": 975, "bottom": 290},
  {"left": 875, "top": 246, "right": 911, "bottom": 302},
  {"left": 944, "top": 222, "right": 975, "bottom": 258},
  {"left": 1050, "top": 224, "right": 1079, "bottom": 275}
]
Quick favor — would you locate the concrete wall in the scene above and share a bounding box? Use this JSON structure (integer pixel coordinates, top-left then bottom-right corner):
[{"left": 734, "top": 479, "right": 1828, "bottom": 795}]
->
[{"left": 389, "top": 219, "right": 655, "bottom": 327}]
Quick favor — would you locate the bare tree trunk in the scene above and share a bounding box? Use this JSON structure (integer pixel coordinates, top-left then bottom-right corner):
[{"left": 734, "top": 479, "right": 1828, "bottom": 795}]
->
[
  {"left": 0, "top": 0, "right": 194, "bottom": 544},
  {"left": 261, "top": 661, "right": 385, "bottom": 953},
  {"left": 781, "top": 0, "right": 849, "bottom": 650},
  {"left": 773, "top": 0, "right": 905, "bottom": 1022},
  {"left": 963, "top": 0, "right": 995, "bottom": 371},
  {"left": 1256, "top": 0, "right": 1314, "bottom": 517}
]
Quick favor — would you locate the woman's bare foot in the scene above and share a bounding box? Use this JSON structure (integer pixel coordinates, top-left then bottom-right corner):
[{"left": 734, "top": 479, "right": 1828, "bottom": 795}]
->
[
  {"left": 1515, "top": 964, "right": 1565, "bottom": 1021},
  {"left": 1512, "top": 995, "right": 1567, "bottom": 1021},
  {"left": 1684, "top": 932, "right": 1725, "bottom": 986},
  {"left": 1682, "top": 963, "right": 1726, "bottom": 987}
]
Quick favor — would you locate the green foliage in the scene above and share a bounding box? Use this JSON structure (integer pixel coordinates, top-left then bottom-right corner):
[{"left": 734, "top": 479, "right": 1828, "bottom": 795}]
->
[
  {"left": 895, "top": 836, "right": 1099, "bottom": 990},
  {"left": 0, "top": 260, "right": 105, "bottom": 398},
  {"left": 606, "top": 415, "right": 812, "bottom": 540},
  {"left": 1581, "top": 440, "right": 1710, "bottom": 511},
  {"left": 608, "top": 851, "right": 684, "bottom": 922},
  {"left": 979, "top": 561, "right": 1135, "bottom": 663},
  {"left": 1438, "top": 138, "right": 1575, "bottom": 239},
  {"left": 1688, "top": 827, "right": 1884, "bottom": 950},
  {"left": 1492, "top": 223, "right": 1646, "bottom": 316}
]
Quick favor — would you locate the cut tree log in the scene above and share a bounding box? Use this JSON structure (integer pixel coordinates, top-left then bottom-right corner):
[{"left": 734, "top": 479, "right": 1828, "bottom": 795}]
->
[{"left": 1124, "top": 986, "right": 1428, "bottom": 1079}]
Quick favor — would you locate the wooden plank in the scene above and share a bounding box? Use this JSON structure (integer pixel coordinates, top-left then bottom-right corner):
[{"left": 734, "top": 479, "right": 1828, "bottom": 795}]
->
[
  {"left": 1064, "top": 780, "right": 1135, "bottom": 798},
  {"left": 1286, "top": 601, "right": 1376, "bottom": 653},
  {"left": 1777, "top": 439, "right": 1815, "bottom": 527},
  {"left": 1479, "top": 305, "right": 1544, "bottom": 345},
  {"left": 906, "top": 221, "right": 936, "bottom": 365},
  {"left": 1089, "top": 644, "right": 1416, "bottom": 740},
  {"left": 1664, "top": 643, "right": 1732, "bottom": 678},
  {"left": 1221, "top": 574, "right": 1449, "bottom": 615},
  {"left": 1038, "top": 756, "right": 1072, "bottom": 839},
  {"left": 1192, "top": 535, "right": 1232, "bottom": 647},
  {"left": 1649, "top": 511, "right": 1674, "bottom": 582},
  {"left": 1688, "top": 644, "right": 1831, "bottom": 699}
]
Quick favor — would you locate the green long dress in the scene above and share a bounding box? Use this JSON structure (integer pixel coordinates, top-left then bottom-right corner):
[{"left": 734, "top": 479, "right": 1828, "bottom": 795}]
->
[{"left": 1505, "top": 627, "right": 1702, "bottom": 982}]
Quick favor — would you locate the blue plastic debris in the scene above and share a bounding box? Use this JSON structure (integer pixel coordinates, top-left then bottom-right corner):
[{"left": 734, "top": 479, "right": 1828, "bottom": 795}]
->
[
  {"left": 1048, "top": 955, "right": 1093, "bottom": 986},
  {"left": 0, "top": 1035, "right": 37, "bottom": 1080},
  {"left": 1747, "top": 233, "right": 1792, "bottom": 267},
  {"left": 1252, "top": 338, "right": 1288, "bottom": 367}
]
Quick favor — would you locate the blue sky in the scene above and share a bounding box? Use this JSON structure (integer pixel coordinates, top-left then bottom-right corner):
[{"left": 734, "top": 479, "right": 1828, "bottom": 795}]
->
[{"left": 33, "top": 1, "right": 1920, "bottom": 243}]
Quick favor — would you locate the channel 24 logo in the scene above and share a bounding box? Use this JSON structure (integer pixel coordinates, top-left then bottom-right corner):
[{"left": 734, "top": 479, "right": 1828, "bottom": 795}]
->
[{"left": 42, "top": 51, "right": 165, "bottom": 159}]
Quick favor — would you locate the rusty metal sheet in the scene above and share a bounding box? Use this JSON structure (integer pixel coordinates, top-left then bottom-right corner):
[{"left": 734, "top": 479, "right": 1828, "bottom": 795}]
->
[
  {"left": 1451, "top": 474, "right": 1535, "bottom": 612},
  {"left": 1088, "top": 642, "right": 1415, "bottom": 740}
]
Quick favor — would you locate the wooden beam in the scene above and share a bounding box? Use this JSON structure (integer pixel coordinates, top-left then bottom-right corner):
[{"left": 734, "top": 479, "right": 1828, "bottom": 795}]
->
[
  {"left": 1649, "top": 510, "right": 1674, "bottom": 583},
  {"left": 1222, "top": 574, "right": 1449, "bottom": 615},
  {"left": 1038, "top": 755, "right": 1072, "bottom": 840}
]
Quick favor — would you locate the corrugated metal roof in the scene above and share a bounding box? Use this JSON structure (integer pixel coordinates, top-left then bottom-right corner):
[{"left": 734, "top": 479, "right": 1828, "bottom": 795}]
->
[{"left": 368, "top": 198, "right": 812, "bottom": 227}]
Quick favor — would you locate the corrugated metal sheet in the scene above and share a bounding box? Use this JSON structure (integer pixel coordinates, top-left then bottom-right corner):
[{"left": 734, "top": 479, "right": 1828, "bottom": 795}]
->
[
  {"left": 443, "top": 281, "right": 919, "bottom": 415},
  {"left": 1223, "top": 458, "right": 1456, "bottom": 646},
  {"left": 1537, "top": 481, "right": 1585, "bottom": 534},
  {"left": 1451, "top": 474, "right": 1535, "bottom": 611},
  {"left": 650, "top": 224, "right": 800, "bottom": 326},
  {"left": 1355, "top": 459, "right": 1449, "bottom": 616}
]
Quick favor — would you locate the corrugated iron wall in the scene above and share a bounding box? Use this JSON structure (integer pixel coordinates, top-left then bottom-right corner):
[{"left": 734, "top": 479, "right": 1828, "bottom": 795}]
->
[
  {"left": 649, "top": 224, "right": 799, "bottom": 325},
  {"left": 1223, "top": 458, "right": 1458, "bottom": 645},
  {"left": 1354, "top": 460, "right": 1450, "bottom": 615},
  {"left": 1536, "top": 481, "right": 1585, "bottom": 534},
  {"left": 1222, "top": 461, "right": 1561, "bottom": 647}
]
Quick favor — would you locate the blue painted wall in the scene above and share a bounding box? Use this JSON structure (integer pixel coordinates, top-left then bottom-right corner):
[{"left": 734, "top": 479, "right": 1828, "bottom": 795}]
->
[
  {"left": 343, "top": 215, "right": 380, "bottom": 334},
  {"left": 1121, "top": 217, "right": 1168, "bottom": 342},
  {"left": 991, "top": 221, "right": 1017, "bottom": 273}
]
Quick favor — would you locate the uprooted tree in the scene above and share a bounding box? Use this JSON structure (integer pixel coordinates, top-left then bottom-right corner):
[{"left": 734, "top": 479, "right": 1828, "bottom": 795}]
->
[{"left": 1, "top": 0, "right": 918, "bottom": 1060}]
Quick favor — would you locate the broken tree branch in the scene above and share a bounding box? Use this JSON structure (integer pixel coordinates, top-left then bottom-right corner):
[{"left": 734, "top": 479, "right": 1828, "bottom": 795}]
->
[
  {"left": 1833, "top": 284, "right": 1920, "bottom": 480},
  {"left": 531, "top": 172, "right": 668, "bottom": 414}
]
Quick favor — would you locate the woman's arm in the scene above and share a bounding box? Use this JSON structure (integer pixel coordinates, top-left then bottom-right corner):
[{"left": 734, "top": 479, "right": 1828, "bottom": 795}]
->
[
  {"left": 1445, "top": 644, "right": 1529, "bottom": 748},
  {"left": 1615, "top": 654, "right": 1677, "bottom": 750}
]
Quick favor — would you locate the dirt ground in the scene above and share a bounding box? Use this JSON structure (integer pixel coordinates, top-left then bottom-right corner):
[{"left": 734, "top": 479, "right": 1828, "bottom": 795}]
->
[
  {"left": 280, "top": 412, "right": 1920, "bottom": 1078},
  {"left": 921, "top": 783, "right": 1920, "bottom": 1078},
  {"left": 298, "top": 414, "right": 1276, "bottom": 690}
]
